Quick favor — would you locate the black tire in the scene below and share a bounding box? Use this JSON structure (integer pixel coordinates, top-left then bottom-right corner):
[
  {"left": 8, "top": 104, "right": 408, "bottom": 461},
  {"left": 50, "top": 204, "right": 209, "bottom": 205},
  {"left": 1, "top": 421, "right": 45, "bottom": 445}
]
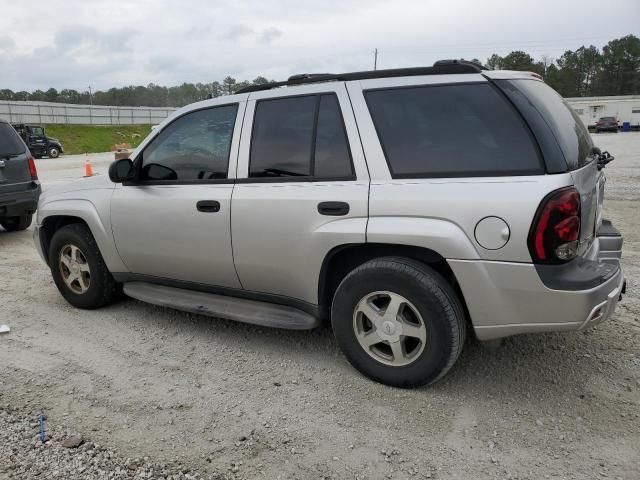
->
[
  {"left": 1, "top": 214, "right": 32, "bottom": 232},
  {"left": 49, "top": 147, "right": 60, "bottom": 158},
  {"left": 331, "top": 257, "right": 466, "bottom": 388},
  {"left": 49, "top": 223, "right": 119, "bottom": 309}
]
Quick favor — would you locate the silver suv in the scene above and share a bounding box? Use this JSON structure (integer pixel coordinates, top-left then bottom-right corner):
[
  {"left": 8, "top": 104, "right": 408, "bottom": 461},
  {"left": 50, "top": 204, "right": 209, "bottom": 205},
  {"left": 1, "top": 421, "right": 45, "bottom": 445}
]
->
[{"left": 34, "top": 61, "right": 625, "bottom": 387}]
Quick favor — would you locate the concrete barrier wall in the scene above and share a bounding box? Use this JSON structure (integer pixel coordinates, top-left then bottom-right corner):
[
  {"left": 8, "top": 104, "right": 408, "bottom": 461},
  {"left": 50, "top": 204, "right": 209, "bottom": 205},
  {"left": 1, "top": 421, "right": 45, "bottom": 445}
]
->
[{"left": 0, "top": 100, "right": 176, "bottom": 125}]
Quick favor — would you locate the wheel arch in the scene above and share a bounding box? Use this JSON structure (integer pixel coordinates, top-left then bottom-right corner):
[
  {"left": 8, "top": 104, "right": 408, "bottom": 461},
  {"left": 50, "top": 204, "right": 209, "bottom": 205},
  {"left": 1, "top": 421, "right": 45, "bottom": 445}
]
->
[
  {"left": 40, "top": 215, "right": 91, "bottom": 265},
  {"left": 38, "top": 199, "right": 128, "bottom": 273},
  {"left": 318, "top": 243, "right": 471, "bottom": 325}
]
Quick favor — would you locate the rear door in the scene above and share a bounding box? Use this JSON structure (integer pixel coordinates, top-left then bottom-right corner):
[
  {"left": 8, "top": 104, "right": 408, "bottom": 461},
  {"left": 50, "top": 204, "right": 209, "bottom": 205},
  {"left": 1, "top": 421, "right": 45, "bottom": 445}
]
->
[
  {"left": 0, "top": 122, "right": 32, "bottom": 196},
  {"left": 231, "top": 83, "right": 369, "bottom": 305}
]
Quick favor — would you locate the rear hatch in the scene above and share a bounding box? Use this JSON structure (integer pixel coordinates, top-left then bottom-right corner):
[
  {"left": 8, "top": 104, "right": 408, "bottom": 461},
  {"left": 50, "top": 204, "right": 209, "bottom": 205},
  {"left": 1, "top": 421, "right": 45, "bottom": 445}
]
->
[
  {"left": 494, "top": 79, "right": 600, "bottom": 254},
  {"left": 0, "top": 122, "right": 33, "bottom": 196}
]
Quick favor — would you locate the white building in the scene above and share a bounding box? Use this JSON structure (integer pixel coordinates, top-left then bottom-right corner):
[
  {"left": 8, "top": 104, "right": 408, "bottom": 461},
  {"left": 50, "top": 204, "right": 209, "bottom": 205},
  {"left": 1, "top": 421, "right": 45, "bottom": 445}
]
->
[{"left": 565, "top": 95, "right": 640, "bottom": 128}]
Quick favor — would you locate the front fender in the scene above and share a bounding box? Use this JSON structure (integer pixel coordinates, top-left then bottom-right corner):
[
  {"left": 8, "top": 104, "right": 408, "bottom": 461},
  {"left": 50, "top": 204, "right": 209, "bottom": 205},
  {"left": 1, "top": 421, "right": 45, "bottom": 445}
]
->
[{"left": 37, "top": 197, "right": 128, "bottom": 273}]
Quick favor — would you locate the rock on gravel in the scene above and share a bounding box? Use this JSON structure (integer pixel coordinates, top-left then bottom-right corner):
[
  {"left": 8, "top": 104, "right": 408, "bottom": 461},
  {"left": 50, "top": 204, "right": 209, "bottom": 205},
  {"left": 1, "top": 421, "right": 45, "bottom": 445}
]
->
[{"left": 62, "top": 434, "right": 83, "bottom": 448}]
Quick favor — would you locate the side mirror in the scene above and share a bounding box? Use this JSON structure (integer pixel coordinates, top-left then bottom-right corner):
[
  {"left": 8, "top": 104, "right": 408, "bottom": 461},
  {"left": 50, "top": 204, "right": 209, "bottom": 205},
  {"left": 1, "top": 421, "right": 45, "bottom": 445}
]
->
[{"left": 109, "top": 158, "right": 134, "bottom": 183}]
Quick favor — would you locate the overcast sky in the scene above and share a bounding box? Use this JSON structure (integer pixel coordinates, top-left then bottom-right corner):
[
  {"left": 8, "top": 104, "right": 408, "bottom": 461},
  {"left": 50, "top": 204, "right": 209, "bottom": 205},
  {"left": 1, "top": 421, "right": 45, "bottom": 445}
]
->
[{"left": 1, "top": 0, "right": 638, "bottom": 92}]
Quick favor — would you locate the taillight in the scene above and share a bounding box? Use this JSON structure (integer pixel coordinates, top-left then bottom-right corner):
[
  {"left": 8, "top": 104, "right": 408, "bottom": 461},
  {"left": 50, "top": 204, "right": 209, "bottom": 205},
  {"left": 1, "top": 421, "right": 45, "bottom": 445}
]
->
[
  {"left": 27, "top": 154, "right": 38, "bottom": 180},
  {"left": 528, "top": 187, "right": 581, "bottom": 264}
]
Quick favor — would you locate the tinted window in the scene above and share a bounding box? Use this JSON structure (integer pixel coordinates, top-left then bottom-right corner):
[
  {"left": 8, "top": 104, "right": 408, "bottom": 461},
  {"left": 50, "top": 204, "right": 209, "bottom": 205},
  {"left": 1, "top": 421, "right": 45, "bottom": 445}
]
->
[
  {"left": 0, "top": 124, "right": 26, "bottom": 156},
  {"left": 314, "top": 95, "right": 354, "bottom": 178},
  {"left": 141, "top": 105, "right": 237, "bottom": 181},
  {"left": 502, "top": 80, "right": 593, "bottom": 171},
  {"left": 365, "top": 83, "right": 542, "bottom": 178},
  {"left": 250, "top": 96, "right": 316, "bottom": 177}
]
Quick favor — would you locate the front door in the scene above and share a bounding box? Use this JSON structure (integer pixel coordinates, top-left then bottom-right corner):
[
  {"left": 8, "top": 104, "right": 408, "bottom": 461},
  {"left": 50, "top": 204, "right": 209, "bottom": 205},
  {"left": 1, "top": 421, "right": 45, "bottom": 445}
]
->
[
  {"left": 110, "top": 101, "right": 245, "bottom": 288},
  {"left": 231, "top": 84, "right": 369, "bottom": 305}
]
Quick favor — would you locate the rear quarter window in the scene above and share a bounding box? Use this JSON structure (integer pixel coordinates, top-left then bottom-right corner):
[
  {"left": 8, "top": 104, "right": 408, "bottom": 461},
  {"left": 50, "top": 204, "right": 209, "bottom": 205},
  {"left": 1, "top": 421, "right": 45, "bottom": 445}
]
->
[
  {"left": 0, "top": 123, "right": 26, "bottom": 156},
  {"left": 496, "top": 79, "right": 593, "bottom": 171},
  {"left": 364, "top": 83, "right": 542, "bottom": 178}
]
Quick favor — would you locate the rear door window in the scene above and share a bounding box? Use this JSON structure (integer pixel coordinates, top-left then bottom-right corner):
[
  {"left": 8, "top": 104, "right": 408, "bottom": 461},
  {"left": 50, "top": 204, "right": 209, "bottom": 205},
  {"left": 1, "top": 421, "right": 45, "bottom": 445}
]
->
[
  {"left": 313, "top": 95, "right": 354, "bottom": 179},
  {"left": 0, "top": 124, "right": 26, "bottom": 157},
  {"left": 250, "top": 96, "right": 316, "bottom": 177},
  {"left": 249, "top": 94, "right": 354, "bottom": 179},
  {"left": 365, "top": 83, "right": 542, "bottom": 178}
]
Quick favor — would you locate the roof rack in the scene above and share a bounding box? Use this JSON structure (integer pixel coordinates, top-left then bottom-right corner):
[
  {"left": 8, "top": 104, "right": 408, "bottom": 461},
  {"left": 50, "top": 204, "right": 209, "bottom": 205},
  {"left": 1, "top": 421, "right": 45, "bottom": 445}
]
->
[{"left": 236, "top": 59, "right": 486, "bottom": 94}]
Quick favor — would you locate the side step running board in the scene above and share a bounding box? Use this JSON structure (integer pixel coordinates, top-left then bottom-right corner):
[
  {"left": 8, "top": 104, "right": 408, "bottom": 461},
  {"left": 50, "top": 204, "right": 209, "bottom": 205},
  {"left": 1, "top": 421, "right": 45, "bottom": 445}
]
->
[{"left": 122, "top": 282, "right": 320, "bottom": 330}]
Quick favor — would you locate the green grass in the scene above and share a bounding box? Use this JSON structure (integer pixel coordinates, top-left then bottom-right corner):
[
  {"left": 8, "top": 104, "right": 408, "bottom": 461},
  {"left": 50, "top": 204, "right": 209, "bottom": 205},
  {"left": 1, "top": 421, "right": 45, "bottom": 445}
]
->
[{"left": 44, "top": 124, "right": 154, "bottom": 155}]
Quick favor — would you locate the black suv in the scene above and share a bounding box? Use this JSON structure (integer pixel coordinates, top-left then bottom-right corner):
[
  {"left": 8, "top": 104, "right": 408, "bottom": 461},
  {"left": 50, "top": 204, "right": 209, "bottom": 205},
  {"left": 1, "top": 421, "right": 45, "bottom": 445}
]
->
[
  {"left": 0, "top": 119, "right": 41, "bottom": 231},
  {"left": 12, "top": 123, "right": 64, "bottom": 158}
]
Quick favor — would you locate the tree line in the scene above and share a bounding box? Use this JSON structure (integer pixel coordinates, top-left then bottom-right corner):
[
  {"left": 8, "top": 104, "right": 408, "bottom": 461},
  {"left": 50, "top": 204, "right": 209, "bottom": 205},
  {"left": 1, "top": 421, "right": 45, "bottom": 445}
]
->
[
  {"left": 0, "top": 76, "right": 272, "bottom": 108},
  {"left": 1, "top": 35, "right": 638, "bottom": 108},
  {"left": 484, "top": 34, "right": 639, "bottom": 97}
]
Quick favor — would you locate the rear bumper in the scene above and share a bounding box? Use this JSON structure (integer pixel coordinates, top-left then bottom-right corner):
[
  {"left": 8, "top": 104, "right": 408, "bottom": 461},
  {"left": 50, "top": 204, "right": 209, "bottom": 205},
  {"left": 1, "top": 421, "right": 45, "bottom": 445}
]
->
[
  {"left": 596, "top": 219, "right": 622, "bottom": 265},
  {"left": 0, "top": 183, "right": 41, "bottom": 217},
  {"left": 450, "top": 220, "right": 624, "bottom": 341}
]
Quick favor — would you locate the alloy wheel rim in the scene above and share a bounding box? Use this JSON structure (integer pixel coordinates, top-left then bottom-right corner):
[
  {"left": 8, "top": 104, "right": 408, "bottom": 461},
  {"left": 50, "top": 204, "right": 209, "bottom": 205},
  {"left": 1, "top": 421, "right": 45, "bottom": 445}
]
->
[
  {"left": 59, "top": 244, "right": 91, "bottom": 294},
  {"left": 352, "top": 291, "right": 427, "bottom": 366}
]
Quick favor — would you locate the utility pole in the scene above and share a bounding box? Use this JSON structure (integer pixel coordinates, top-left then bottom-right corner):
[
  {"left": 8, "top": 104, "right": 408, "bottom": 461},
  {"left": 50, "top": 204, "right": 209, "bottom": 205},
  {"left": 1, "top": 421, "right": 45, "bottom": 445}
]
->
[
  {"left": 88, "top": 85, "right": 93, "bottom": 106},
  {"left": 373, "top": 48, "right": 378, "bottom": 70}
]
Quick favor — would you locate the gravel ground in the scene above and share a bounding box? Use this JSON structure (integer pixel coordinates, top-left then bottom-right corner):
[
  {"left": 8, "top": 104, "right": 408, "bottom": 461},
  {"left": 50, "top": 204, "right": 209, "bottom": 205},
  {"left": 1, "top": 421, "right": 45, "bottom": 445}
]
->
[
  {"left": 1, "top": 134, "right": 639, "bottom": 479},
  {"left": 0, "top": 407, "right": 223, "bottom": 479}
]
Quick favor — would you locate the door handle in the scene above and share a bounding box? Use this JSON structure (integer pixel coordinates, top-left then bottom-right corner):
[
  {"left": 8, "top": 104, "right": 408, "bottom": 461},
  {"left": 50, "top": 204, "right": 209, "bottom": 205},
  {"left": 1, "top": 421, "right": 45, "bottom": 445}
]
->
[
  {"left": 318, "top": 201, "right": 350, "bottom": 216},
  {"left": 196, "top": 200, "right": 220, "bottom": 213}
]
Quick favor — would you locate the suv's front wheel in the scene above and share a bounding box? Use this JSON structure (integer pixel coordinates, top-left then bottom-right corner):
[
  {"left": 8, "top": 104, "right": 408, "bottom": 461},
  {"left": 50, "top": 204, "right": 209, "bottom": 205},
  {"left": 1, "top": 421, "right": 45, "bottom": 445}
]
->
[
  {"left": 49, "top": 223, "right": 119, "bottom": 309},
  {"left": 331, "top": 257, "right": 466, "bottom": 388}
]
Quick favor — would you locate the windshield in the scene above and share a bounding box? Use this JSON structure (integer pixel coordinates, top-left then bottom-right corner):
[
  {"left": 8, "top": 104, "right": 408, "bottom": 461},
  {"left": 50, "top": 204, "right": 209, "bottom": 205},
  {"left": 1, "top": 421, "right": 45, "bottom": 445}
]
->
[
  {"left": 0, "top": 123, "right": 26, "bottom": 157},
  {"left": 501, "top": 79, "right": 593, "bottom": 171}
]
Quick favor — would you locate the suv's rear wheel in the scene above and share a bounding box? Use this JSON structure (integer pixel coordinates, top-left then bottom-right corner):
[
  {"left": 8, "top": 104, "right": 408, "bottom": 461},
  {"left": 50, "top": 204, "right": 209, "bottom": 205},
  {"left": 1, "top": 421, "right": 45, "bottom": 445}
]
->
[
  {"left": 0, "top": 214, "right": 32, "bottom": 232},
  {"left": 331, "top": 257, "right": 466, "bottom": 388},
  {"left": 49, "top": 223, "right": 119, "bottom": 309}
]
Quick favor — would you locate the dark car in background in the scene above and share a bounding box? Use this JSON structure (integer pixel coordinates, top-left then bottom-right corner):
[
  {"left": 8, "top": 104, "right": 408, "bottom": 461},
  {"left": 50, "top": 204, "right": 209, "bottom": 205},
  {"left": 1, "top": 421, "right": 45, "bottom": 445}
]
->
[
  {"left": 595, "top": 116, "right": 619, "bottom": 133},
  {"left": 11, "top": 123, "right": 64, "bottom": 158},
  {"left": 0, "top": 119, "right": 41, "bottom": 231}
]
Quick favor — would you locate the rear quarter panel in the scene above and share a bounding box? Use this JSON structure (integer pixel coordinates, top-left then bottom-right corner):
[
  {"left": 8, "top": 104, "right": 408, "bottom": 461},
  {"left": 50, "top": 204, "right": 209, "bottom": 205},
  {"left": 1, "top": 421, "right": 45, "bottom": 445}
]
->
[
  {"left": 367, "top": 175, "right": 573, "bottom": 262},
  {"left": 346, "top": 77, "right": 574, "bottom": 262}
]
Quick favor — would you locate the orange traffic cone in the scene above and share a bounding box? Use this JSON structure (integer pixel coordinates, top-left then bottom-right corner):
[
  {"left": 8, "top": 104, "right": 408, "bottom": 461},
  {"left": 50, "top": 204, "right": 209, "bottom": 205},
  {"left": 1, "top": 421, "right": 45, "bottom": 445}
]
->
[{"left": 84, "top": 154, "right": 94, "bottom": 177}]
